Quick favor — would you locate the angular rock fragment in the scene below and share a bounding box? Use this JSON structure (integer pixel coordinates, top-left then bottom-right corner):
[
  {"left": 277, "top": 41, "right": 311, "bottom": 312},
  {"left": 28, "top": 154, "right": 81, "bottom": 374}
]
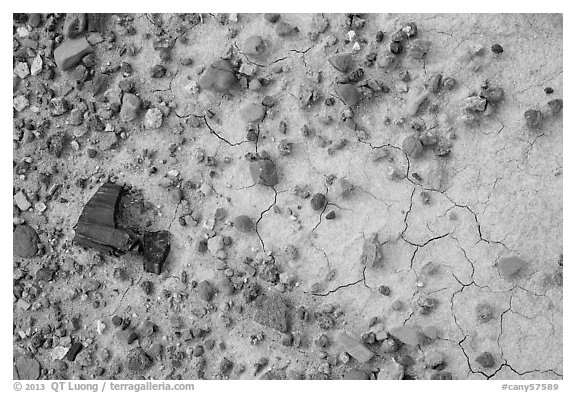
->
[
  {"left": 250, "top": 159, "right": 279, "bottom": 186},
  {"left": 402, "top": 134, "right": 424, "bottom": 158},
  {"left": 126, "top": 348, "right": 153, "bottom": 372},
  {"left": 335, "top": 331, "right": 373, "bottom": 363},
  {"left": 142, "top": 231, "right": 171, "bottom": 274},
  {"left": 328, "top": 54, "right": 352, "bottom": 73},
  {"left": 254, "top": 294, "right": 289, "bottom": 333},
  {"left": 120, "top": 93, "right": 141, "bottom": 122},
  {"left": 199, "top": 60, "right": 237, "bottom": 92},
  {"left": 197, "top": 280, "right": 216, "bottom": 302},
  {"left": 360, "top": 233, "right": 383, "bottom": 267},
  {"left": 74, "top": 183, "right": 136, "bottom": 255},
  {"left": 497, "top": 255, "right": 526, "bottom": 280},
  {"left": 335, "top": 83, "right": 359, "bottom": 107},
  {"left": 14, "top": 357, "right": 41, "bottom": 380},
  {"left": 343, "top": 369, "right": 370, "bottom": 379},
  {"left": 54, "top": 38, "right": 93, "bottom": 71},
  {"left": 405, "top": 86, "right": 428, "bottom": 115},
  {"left": 388, "top": 325, "right": 419, "bottom": 347},
  {"left": 65, "top": 342, "right": 83, "bottom": 361},
  {"left": 13, "top": 224, "right": 40, "bottom": 258}
]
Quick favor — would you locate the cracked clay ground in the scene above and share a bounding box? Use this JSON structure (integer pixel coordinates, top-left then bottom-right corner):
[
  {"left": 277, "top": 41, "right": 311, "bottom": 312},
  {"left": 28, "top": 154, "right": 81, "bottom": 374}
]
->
[{"left": 13, "top": 13, "right": 562, "bottom": 380}]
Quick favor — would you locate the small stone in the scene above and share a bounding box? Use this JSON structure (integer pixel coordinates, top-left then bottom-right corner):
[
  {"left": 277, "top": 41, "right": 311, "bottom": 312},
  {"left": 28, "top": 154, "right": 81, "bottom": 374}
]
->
[
  {"left": 326, "top": 211, "right": 336, "bottom": 220},
  {"left": 126, "top": 349, "right": 153, "bottom": 372},
  {"left": 150, "top": 64, "right": 166, "bottom": 78},
  {"left": 402, "top": 135, "right": 424, "bottom": 158},
  {"left": 120, "top": 93, "right": 141, "bottom": 122},
  {"left": 54, "top": 38, "right": 93, "bottom": 71},
  {"left": 15, "top": 357, "right": 41, "bottom": 380},
  {"left": 310, "top": 193, "right": 327, "bottom": 210},
  {"left": 249, "top": 159, "right": 279, "bottom": 186},
  {"left": 232, "top": 215, "right": 254, "bottom": 233},
  {"left": 424, "top": 351, "right": 445, "bottom": 369},
  {"left": 544, "top": 87, "right": 554, "bottom": 94},
  {"left": 14, "top": 191, "right": 31, "bottom": 211},
  {"left": 241, "top": 102, "right": 266, "bottom": 123},
  {"left": 360, "top": 233, "right": 383, "bottom": 267},
  {"left": 343, "top": 369, "right": 370, "bottom": 380},
  {"left": 14, "top": 62, "right": 30, "bottom": 79},
  {"left": 463, "top": 96, "right": 487, "bottom": 112},
  {"left": 328, "top": 54, "right": 352, "bottom": 73},
  {"left": 13, "top": 96, "right": 29, "bottom": 112},
  {"left": 254, "top": 294, "right": 289, "bottom": 333},
  {"left": 144, "top": 108, "right": 163, "bottom": 129},
  {"left": 264, "top": 13, "right": 280, "bottom": 23},
  {"left": 217, "top": 277, "right": 234, "bottom": 296},
  {"left": 335, "top": 331, "right": 373, "bottom": 363},
  {"left": 378, "top": 285, "right": 391, "bottom": 296},
  {"left": 475, "top": 352, "right": 495, "bottom": 368},
  {"left": 197, "top": 280, "right": 216, "bottom": 302},
  {"left": 30, "top": 54, "right": 43, "bottom": 76},
  {"left": 431, "top": 371, "right": 452, "bottom": 380},
  {"left": 335, "top": 83, "right": 359, "bottom": 107},
  {"left": 491, "top": 43, "right": 504, "bottom": 54},
  {"left": 481, "top": 86, "right": 504, "bottom": 103},
  {"left": 497, "top": 256, "right": 526, "bottom": 280},
  {"left": 548, "top": 99, "right": 563, "bottom": 115},
  {"left": 388, "top": 325, "right": 419, "bottom": 347},
  {"left": 244, "top": 35, "right": 265, "bottom": 56},
  {"left": 13, "top": 224, "right": 39, "bottom": 258},
  {"left": 524, "top": 109, "right": 543, "bottom": 130},
  {"left": 276, "top": 21, "right": 298, "bottom": 37},
  {"left": 199, "top": 60, "right": 237, "bottom": 92},
  {"left": 390, "top": 41, "right": 403, "bottom": 55}
]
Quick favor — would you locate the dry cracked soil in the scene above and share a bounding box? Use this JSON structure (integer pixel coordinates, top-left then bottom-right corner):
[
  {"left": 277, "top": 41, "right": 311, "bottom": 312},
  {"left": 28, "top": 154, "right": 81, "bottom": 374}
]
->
[{"left": 12, "top": 13, "right": 563, "bottom": 381}]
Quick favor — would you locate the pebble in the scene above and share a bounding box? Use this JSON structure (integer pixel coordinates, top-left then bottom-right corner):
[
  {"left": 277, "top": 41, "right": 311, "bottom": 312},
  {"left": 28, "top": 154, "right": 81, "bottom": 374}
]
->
[
  {"left": 244, "top": 35, "right": 265, "bottom": 56},
  {"left": 144, "top": 108, "right": 163, "bottom": 129},
  {"left": 276, "top": 21, "right": 298, "bottom": 37},
  {"left": 310, "top": 193, "right": 327, "bottom": 210},
  {"left": 328, "top": 54, "right": 352, "bottom": 73},
  {"left": 120, "top": 93, "right": 141, "bottom": 122},
  {"left": 197, "top": 280, "right": 216, "bottom": 302},
  {"left": 54, "top": 38, "right": 93, "bottom": 71},
  {"left": 14, "top": 191, "right": 31, "bottom": 211},
  {"left": 241, "top": 102, "right": 266, "bottom": 123},
  {"left": 388, "top": 325, "right": 419, "bottom": 347},
  {"left": 491, "top": 43, "right": 504, "bottom": 54},
  {"left": 30, "top": 54, "right": 43, "bottom": 76},
  {"left": 150, "top": 64, "right": 166, "bottom": 78},
  {"left": 13, "top": 224, "right": 39, "bottom": 258},
  {"left": 463, "top": 96, "right": 487, "bottom": 112},
  {"left": 548, "top": 99, "right": 563, "bottom": 115},
  {"left": 13, "top": 96, "right": 29, "bottom": 112},
  {"left": 199, "top": 60, "right": 237, "bottom": 92},
  {"left": 14, "top": 61, "right": 30, "bottom": 79},
  {"left": 264, "top": 13, "right": 280, "bottom": 23},
  {"left": 402, "top": 134, "right": 424, "bottom": 158},
  {"left": 217, "top": 277, "right": 234, "bottom": 296},
  {"left": 325, "top": 211, "right": 336, "bottom": 220},
  {"left": 481, "top": 86, "right": 504, "bottom": 103},
  {"left": 475, "top": 351, "right": 495, "bottom": 368},
  {"left": 335, "top": 331, "right": 373, "bottom": 363},
  {"left": 249, "top": 159, "right": 279, "bottom": 186},
  {"left": 343, "top": 369, "right": 370, "bottom": 380},
  {"left": 544, "top": 87, "right": 554, "bottom": 94},
  {"left": 335, "top": 83, "right": 359, "bottom": 107},
  {"left": 232, "top": 215, "right": 254, "bottom": 233},
  {"left": 390, "top": 41, "right": 403, "bottom": 55},
  {"left": 524, "top": 109, "right": 543, "bottom": 130}
]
